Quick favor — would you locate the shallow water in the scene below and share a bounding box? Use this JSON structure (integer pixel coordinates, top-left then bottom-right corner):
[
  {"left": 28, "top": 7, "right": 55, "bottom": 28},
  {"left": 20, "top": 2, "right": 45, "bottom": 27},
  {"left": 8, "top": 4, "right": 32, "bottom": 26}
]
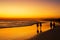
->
[{"left": 0, "top": 22, "right": 51, "bottom": 40}]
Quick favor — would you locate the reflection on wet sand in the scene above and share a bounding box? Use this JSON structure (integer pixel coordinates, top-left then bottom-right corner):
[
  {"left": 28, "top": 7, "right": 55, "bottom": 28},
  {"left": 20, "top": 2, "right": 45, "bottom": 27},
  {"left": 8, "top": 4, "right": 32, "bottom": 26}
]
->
[
  {"left": 0, "top": 20, "right": 59, "bottom": 40},
  {"left": 28, "top": 21, "right": 60, "bottom": 40},
  {"left": 0, "top": 25, "right": 37, "bottom": 40},
  {"left": 0, "top": 20, "right": 51, "bottom": 40}
]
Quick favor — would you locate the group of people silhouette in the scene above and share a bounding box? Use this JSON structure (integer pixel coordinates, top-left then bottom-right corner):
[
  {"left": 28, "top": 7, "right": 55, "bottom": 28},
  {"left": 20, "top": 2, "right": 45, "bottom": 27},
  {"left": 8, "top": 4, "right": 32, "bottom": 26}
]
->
[
  {"left": 50, "top": 21, "right": 56, "bottom": 29},
  {"left": 36, "top": 21, "right": 56, "bottom": 34},
  {"left": 36, "top": 22, "right": 42, "bottom": 34}
]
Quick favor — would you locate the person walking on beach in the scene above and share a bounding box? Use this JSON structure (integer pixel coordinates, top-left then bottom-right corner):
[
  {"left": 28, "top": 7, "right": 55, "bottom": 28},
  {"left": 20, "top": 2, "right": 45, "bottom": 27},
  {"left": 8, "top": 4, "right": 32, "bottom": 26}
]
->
[
  {"left": 36, "top": 22, "right": 39, "bottom": 34},
  {"left": 39, "top": 22, "right": 42, "bottom": 33},
  {"left": 53, "top": 22, "right": 56, "bottom": 29},
  {"left": 50, "top": 21, "right": 53, "bottom": 29}
]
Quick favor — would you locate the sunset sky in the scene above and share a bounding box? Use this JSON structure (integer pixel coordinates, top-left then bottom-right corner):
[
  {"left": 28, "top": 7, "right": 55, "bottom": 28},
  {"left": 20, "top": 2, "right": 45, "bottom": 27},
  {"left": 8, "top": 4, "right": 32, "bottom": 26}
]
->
[
  {"left": 0, "top": 0, "right": 60, "bottom": 40},
  {"left": 0, "top": 0, "right": 60, "bottom": 18}
]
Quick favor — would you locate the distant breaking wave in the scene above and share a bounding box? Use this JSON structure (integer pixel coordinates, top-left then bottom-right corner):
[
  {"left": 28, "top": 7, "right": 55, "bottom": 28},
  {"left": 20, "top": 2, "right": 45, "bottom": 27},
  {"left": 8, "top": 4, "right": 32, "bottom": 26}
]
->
[{"left": 0, "top": 20, "right": 38, "bottom": 28}]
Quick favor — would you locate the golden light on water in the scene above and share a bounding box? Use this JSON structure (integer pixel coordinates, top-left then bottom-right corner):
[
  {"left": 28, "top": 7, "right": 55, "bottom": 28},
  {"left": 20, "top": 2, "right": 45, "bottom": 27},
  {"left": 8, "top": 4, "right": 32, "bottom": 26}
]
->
[
  {"left": 0, "top": 23, "right": 50, "bottom": 40},
  {"left": 0, "top": 25, "right": 37, "bottom": 40}
]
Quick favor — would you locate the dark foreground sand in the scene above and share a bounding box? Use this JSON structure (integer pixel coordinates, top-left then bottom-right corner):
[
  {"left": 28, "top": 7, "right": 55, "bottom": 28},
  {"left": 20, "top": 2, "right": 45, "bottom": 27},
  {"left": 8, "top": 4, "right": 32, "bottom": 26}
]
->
[{"left": 29, "top": 25, "right": 60, "bottom": 40}]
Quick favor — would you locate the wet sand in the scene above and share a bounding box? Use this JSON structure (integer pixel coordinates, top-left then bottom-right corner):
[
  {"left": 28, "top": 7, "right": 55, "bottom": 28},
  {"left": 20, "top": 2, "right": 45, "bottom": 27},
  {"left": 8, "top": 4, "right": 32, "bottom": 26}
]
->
[{"left": 29, "top": 25, "right": 60, "bottom": 40}]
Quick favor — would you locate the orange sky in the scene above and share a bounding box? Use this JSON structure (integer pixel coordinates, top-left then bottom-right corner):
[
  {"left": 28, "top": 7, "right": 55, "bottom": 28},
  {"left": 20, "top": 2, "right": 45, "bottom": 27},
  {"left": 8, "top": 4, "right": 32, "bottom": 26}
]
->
[
  {"left": 0, "top": 0, "right": 60, "bottom": 40},
  {"left": 0, "top": 0, "right": 60, "bottom": 18}
]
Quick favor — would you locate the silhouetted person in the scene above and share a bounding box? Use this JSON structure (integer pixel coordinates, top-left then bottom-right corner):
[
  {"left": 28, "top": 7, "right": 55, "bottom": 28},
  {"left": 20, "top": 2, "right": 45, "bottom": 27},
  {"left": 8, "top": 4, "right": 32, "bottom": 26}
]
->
[
  {"left": 36, "top": 22, "right": 39, "bottom": 34},
  {"left": 40, "top": 22, "right": 42, "bottom": 27},
  {"left": 50, "top": 21, "right": 53, "bottom": 29},
  {"left": 39, "top": 22, "right": 42, "bottom": 33},
  {"left": 53, "top": 22, "right": 56, "bottom": 29}
]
